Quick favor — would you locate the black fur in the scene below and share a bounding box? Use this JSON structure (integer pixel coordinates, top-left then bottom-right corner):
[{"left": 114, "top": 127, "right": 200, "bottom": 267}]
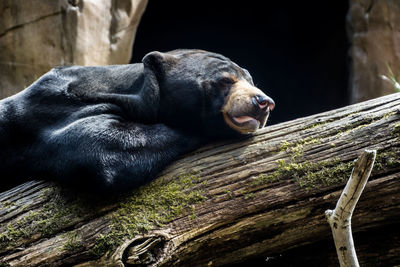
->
[{"left": 0, "top": 49, "right": 252, "bottom": 192}]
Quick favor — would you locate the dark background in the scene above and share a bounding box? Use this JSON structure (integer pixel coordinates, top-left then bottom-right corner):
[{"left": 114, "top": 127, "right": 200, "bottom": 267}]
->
[{"left": 131, "top": 1, "right": 349, "bottom": 125}]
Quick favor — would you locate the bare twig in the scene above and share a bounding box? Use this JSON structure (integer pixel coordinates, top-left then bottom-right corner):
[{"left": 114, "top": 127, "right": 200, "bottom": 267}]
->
[{"left": 325, "top": 149, "right": 376, "bottom": 267}]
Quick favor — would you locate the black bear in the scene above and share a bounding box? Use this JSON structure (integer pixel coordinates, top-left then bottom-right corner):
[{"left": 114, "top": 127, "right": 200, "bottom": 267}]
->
[{"left": 0, "top": 49, "right": 274, "bottom": 192}]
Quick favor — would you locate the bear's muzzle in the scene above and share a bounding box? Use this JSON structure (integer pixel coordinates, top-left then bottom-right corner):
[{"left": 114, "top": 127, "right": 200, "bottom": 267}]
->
[{"left": 222, "top": 80, "right": 275, "bottom": 134}]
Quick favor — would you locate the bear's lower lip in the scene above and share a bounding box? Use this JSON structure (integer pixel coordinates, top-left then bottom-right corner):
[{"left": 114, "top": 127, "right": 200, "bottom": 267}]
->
[
  {"left": 233, "top": 116, "right": 260, "bottom": 126},
  {"left": 223, "top": 112, "right": 269, "bottom": 134},
  {"left": 230, "top": 115, "right": 260, "bottom": 133}
]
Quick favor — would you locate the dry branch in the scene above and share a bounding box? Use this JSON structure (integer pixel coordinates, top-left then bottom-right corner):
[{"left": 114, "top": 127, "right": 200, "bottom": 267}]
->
[
  {"left": 326, "top": 149, "right": 376, "bottom": 267},
  {"left": 1, "top": 93, "right": 400, "bottom": 266}
]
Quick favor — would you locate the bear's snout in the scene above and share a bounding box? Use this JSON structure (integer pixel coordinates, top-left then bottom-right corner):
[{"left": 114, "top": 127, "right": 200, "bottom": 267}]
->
[{"left": 222, "top": 80, "right": 274, "bottom": 134}]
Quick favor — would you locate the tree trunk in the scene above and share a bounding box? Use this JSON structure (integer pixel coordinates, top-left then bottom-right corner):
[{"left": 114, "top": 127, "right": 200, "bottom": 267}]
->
[{"left": 1, "top": 93, "right": 400, "bottom": 267}]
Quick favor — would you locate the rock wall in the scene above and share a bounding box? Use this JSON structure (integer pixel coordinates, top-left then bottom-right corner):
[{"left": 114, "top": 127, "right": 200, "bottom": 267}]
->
[
  {"left": 347, "top": 0, "right": 400, "bottom": 103},
  {"left": 0, "top": 0, "right": 147, "bottom": 99}
]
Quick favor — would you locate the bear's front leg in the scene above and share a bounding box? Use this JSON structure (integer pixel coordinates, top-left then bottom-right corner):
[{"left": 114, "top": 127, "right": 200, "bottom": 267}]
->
[{"left": 36, "top": 115, "right": 204, "bottom": 193}]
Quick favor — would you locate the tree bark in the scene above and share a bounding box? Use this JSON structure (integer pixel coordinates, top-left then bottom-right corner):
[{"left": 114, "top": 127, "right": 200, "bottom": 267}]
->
[{"left": 1, "top": 93, "right": 400, "bottom": 267}]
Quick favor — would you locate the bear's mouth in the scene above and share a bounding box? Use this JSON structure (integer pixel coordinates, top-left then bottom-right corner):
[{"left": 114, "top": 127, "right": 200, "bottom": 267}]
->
[
  {"left": 232, "top": 115, "right": 261, "bottom": 128},
  {"left": 224, "top": 110, "right": 269, "bottom": 134},
  {"left": 220, "top": 79, "right": 274, "bottom": 135}
]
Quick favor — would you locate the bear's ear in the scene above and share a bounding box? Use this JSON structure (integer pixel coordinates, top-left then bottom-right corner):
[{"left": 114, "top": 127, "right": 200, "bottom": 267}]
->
[{"left": 142, "top": 51, "right": 177, "bottom": 77}]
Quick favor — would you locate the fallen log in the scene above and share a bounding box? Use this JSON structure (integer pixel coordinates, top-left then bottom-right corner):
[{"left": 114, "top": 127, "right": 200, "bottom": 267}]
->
[{"left": 1, "top": 93, "right": 400, "bottom": 266}]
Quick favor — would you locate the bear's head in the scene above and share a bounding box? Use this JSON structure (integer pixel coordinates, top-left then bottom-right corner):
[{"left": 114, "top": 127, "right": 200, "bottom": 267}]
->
[{"left": 142, "top": 49, "right": 275, "bottom": 137}]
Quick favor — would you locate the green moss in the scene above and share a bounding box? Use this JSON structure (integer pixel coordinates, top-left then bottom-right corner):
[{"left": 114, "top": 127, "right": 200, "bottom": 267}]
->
[
  {"left": 255, "top": 146, "right": 400, "bottom": 190},
  {"left": 253, "top": 158, "right": 354, "bottom": 190},
  {"left": 0, "top": 188, "right": 91, "bottom": 251},
  {"left": 295, "top": 160, "right": 354, "bottom": 189},
  {"left": 375, "top": 149, "right": 400, "bottom": 171},
  {"left": 244, "top": 192, "right": 254, "bottom": 200},
  {"left": 225, "top": 190, "right": 233, "bottom": 199},
  {"left": 63, "top": 232, "right": 85, "bottom": 253},
  {"left": 392, "top": 123, "right": 400, "bottom": 139},
  {"left": 32, "top": 190, "right": 89, "bottom": 236},
  {"left": 6, "top": 224, "right": 20, "bottom": 238},
  {"left": 253, "top": 159, "right": 286, "bottom": 185},
  {"left": 279, "top": 140, "right": 291, "bottom": 152},
  {"left": 280, "top": 137, "right": 322, "bottom": 160},
  {"left": 1, "top": 173, "right": 207, "bottom": 257},
  {"left": 345, "top": 123, "right": 370, "bottom": 133},
  {"left": 255, "top": 172, "right": 280, "bottom": 185},
  {"left": 290, "top": 144, "right": 304, "bottom": 159},
  {"left": 0, "top": 222, "right": 28, "bottom": 247},
  {"left": 188, "top": 207, "right": 197, "bottom": 220},
  {"left": 90, "top": 173, "right": 206, "bottom": 258},
  {"left": 383, "top": 111, "right": 395, "bottom": 119},
  {"left": 305, "top": 121, "right": 328, "bottom": 130},
  {"left": 90, "top": 234, "right": 115, "bottom": 258},
  {"left": 239, "top": 189, "right": 248, "bottom": 196},
  {"left": 0, "top": 201, "right": 13, "bottom": 209}
]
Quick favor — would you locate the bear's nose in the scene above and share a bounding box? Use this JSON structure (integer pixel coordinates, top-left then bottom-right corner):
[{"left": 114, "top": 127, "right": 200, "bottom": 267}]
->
[{"left": 253, "top": 94, "right": 275, "bottom": 111}]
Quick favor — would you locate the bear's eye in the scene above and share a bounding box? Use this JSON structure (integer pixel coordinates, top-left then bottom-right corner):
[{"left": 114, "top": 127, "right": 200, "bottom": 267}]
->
[{"left": 217, "top": 76, "right": 235, "bottom": 86}]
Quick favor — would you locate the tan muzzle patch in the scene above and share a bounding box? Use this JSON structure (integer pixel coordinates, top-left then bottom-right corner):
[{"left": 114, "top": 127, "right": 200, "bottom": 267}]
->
[{"left": 222, "top": 80, "right": 273, "bottom": 134}]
